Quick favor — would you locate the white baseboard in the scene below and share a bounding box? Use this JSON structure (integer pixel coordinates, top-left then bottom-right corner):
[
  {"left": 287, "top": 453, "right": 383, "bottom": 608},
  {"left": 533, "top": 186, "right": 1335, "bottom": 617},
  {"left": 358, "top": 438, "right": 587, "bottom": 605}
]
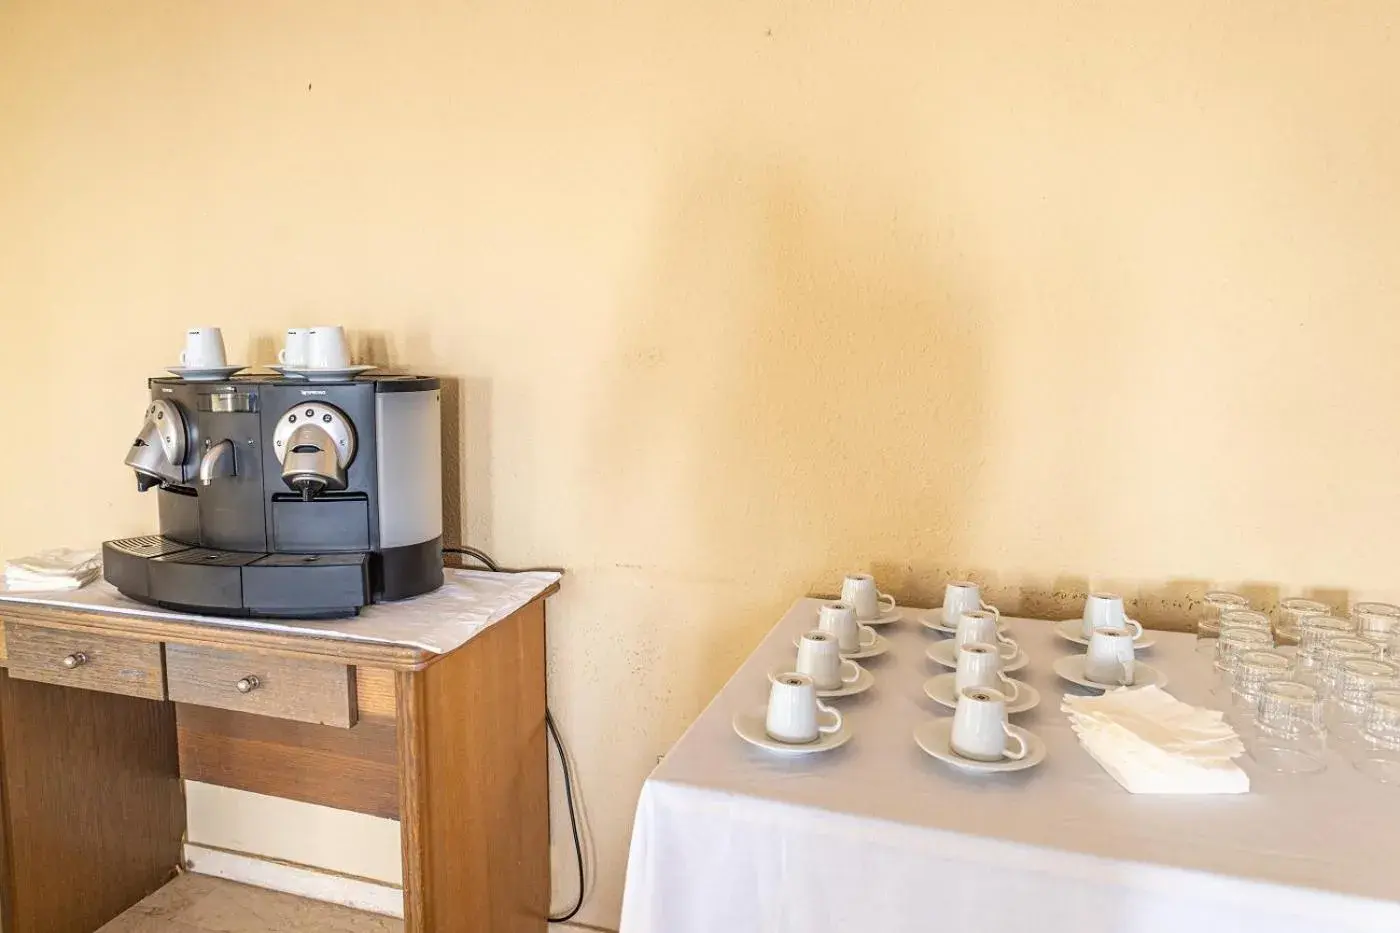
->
[{"left": 183, "top": 844, "right": 404, "bottom": 919}]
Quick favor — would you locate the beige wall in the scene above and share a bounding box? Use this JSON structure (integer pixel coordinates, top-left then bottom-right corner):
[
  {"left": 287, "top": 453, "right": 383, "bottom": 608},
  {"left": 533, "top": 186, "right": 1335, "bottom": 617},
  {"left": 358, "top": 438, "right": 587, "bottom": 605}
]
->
[{"left": 3, "top": 2, "right": 1399, "bottom": 926}]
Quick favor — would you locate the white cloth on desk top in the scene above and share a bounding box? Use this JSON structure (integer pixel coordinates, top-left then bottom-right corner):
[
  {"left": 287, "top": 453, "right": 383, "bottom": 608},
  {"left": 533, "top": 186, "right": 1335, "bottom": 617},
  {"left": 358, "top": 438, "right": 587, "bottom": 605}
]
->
[
  {"left": 4, "top": 547, "right": 101, "bottom": 591},
  {"left": 620, "top": 600, "right": 1400, "bottom": 933},
  {"left": 1063, "top": 686, "right": 1249, "bottom": 794}
]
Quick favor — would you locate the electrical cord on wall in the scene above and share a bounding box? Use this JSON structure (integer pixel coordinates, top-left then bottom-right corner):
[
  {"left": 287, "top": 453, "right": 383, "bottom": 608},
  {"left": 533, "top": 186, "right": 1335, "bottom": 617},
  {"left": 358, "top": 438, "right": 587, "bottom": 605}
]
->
[{"left": 443, "top": 545, "right": 586, "bottom": 924}]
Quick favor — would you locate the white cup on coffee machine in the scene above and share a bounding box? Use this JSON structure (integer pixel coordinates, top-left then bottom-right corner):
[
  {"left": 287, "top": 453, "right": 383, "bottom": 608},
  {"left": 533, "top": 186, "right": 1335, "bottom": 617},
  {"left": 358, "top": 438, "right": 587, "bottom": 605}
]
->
[
  {"left": 306, "top": 325, "right": 351, "bottom": 370},
  {"left": 765, "top": 672, "right": 843, "bottom": 744},
  {"left": 279, "top": 328, "right": 312, "bottom": 367},
  {"left": 789, "top": 630, "right": 862, "bottom": 691},
  {"left": 942, "top": 581, "right": 999, "bottom": 627},
  {"left": 841, "top": 573, "right": 896, "bottom": 621},
  {"left": 954, "top": 642, "right": 1022, "bottom": 702},
  {"left": 954, "top": 609, "right": 1018, "bottom": 661},
  {"left": 951, "top": 686, "right": 1027, "bottom": 762},
  {"left": 179, "top": 327, "right": 227, "bottom": 369},
  {"left": 817, "top": 602, "right": 877, "bottom": 655},
  {"left": 1085, "top": 627, "right": 1137, "bottom": 686},
  {"left": 1082, "top": 592, "right": 1145, "bottom": 640}
]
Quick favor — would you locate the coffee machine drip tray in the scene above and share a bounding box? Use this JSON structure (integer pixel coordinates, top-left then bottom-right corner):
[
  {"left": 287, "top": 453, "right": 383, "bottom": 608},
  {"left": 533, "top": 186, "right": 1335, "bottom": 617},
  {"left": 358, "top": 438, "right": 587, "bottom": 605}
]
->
[{"left": 103, "top": 536, "right": 371, "bottom": 619}]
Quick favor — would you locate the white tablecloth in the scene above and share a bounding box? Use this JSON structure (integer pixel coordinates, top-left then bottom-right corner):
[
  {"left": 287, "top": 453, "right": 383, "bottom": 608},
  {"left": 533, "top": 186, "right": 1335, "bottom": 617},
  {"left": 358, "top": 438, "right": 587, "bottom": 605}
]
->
[{"left": 619, "top": 599, "right": 1400, "bottom": 933}]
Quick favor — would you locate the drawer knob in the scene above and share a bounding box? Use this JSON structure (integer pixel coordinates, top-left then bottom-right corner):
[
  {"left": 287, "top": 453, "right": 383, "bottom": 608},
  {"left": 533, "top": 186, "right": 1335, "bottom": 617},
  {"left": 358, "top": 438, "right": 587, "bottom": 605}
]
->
[
  {"left": 235, "top": 675, "right": 261, "bottom": 694},
  {"left": 62, "top": 653, "right": 88, "bottom": 669}
]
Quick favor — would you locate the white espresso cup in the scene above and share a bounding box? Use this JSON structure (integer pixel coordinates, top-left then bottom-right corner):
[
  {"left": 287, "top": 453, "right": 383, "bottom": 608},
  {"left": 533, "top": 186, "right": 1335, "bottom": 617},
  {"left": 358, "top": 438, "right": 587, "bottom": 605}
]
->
[
  {"left": 951, "top": 686, "right": 1027, "bottom": 762},
  {"left": 954, "top": 642, "right": 1022, "bottom": 702},
  {"left": 306, "top": 325, "right": 351, "bottom": 369},
  {"left": 954, "top": 609, "right": 1018, "bottom": 661},
  {"left": 1082, "top": 592, "right": 1144, "bottom": 640},
  {"left": 179, "top": 327, "right": 227, "bottom": 369},
  {"left": 791, "top": 630, "right": 861, "bottom": 691},
  {"left": 817, "top": 602, "right": 877, "bottom": 654},
  {"left": 841, "top": 573, "right": 896, "bottom": 621},
  {"left": 765, "top": 672, "right": 842, "bottom": 744},
  {"left": 1085, "top": 627, "right": 1137, "bottom": 685},
  {"left": 279, "top": 328, "right": 312, "bottom": 367},
  {"left": 942, "top": 581, "right": 999, "bottom": 627}
]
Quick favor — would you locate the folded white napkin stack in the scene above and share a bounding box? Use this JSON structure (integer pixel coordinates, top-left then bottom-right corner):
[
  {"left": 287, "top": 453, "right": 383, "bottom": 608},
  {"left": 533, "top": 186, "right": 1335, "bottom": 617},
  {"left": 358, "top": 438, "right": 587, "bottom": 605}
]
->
[
  {"left": 1063, "top": 686, "right": 1249, "bottom": 794},
  {"left": 4, "top": 548, "right": 102, "bottom": 592}
]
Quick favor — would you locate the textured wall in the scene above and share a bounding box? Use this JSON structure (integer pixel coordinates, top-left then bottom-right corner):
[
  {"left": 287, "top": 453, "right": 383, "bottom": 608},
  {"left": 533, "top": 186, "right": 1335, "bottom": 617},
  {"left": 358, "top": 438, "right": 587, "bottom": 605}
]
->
[{"left": 3, "top": 2, "right": 1399, "bottom": 926}]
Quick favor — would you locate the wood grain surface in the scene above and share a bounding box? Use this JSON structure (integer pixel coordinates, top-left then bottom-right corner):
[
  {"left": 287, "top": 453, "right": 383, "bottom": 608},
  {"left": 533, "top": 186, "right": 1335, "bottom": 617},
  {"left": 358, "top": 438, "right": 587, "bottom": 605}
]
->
[
  {"left": 176, "top": 703, "right": 399, "bottom": 819},
  {"left": 356, "top": 667, "right": 396, "bottom": 718},
  {"left": 397, "top": 600, "right": 549, "bottom": 933},
  {"left": 166, "top": 644, "right": 356, "bottom": 728},
  {"left": 3, "top": 622, "right": 166, "bottom": 700},
  {"left": 0, "top": 672, "right": 185, "bottom": 933}
]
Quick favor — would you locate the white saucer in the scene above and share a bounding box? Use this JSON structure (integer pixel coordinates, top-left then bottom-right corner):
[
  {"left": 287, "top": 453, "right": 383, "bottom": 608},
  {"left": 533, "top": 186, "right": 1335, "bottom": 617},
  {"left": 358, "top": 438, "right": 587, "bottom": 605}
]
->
[
  {"left": 916, "top": 609, "right": 959, "bottom": 634},
  {"left": 1053, "top": 618, "right": 1158, "bottom": 650},
  {"left": 166, "top": 365, "right": 246, "bottom": 381},
  {"left": 1051, "top": 654, "right": 1169, "bottom": 692},
  {"left": 274, "top": 364, "right": 378, "bottom": 383},
  {"left": 857, "top": 605, "right": 903, "bottom": 626},
  {"left": 793, "top": 631, "right": 890, "bottom": 661},
  {"left": 926, "top": 639, "right": 1028, "bottom": 673},
  {"left": 914, "top": 719, "right": 1046, "bottom": 773},
  {"left": 733, "top": 706, "right": 853, "bottom": 755},
  {"left": 923, "top": 673, "right": 1040, "bottom": 714},
  {"left": 771, "top": 664, "right": 875, "bottom": 699}
]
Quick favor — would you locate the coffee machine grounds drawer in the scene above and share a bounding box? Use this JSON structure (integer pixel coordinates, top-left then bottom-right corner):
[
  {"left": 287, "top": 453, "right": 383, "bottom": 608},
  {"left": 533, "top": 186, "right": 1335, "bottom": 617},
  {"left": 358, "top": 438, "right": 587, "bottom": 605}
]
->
[
  {"left": 243, "top": 552, "right": 370, "bottom": 617},
  {"left": 271, "top": 494, "right": 371, "bottom": 553},
  {"left": 149, "top": 548, "right": 264, "bottom": 610}
]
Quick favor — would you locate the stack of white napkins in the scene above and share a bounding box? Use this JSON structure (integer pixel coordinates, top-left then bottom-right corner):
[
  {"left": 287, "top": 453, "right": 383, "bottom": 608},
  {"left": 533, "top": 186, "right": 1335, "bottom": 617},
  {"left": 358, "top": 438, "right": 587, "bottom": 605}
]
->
[
  {"left": 3, "top": 548, "right": 101, "bottom": 592},
  {"left": 1063, "top": 686, "right": 1249, "bottom": 794}
]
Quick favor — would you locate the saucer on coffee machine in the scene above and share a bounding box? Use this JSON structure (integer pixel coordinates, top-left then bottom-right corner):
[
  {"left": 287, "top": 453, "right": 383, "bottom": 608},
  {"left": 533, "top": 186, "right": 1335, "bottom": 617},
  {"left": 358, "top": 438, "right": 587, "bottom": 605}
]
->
[
  {"left": 276, "top": 364, "right": 378, "bottom": 383},
  {"left": 914, "top": 719, "right": 1046, "bottom": 773},
  {"left": 166, "top": 365, "right": 247, "bottom": 382}
]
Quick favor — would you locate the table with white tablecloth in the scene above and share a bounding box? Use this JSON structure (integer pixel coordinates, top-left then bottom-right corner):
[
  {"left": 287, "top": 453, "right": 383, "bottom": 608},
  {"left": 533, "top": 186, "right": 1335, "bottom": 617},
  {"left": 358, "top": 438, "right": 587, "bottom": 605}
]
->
[{"left": 619, "top": 599, "right": 1400, "bottom": 933}]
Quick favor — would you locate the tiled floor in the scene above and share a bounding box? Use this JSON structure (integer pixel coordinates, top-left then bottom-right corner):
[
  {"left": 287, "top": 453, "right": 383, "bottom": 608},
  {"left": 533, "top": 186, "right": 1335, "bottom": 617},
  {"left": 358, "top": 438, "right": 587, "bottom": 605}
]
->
[{"left": 97, "top": 874, "right": 402, "bottom": 933}]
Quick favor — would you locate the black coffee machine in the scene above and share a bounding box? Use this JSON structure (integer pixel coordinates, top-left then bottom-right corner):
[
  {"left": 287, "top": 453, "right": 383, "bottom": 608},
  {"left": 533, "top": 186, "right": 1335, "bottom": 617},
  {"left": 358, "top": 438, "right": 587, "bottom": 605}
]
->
[{"left": 104, "top": 374, "right": 444, "bottom": 618}]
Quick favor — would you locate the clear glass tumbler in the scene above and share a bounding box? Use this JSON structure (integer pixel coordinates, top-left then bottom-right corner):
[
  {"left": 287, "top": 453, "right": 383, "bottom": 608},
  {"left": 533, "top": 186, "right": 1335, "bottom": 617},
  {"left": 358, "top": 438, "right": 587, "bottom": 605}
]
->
[
  {"left": 1198, "top": 592, "right": 1250, "bottom": 654},
  {"left": 1276, "top": 597, "right": 1333, "bottom": 645},
  {"left": 1219, "top": 609, "right": 1273, "bottom": 635},
  {"left": 1353, "top": 602, "right": 1400, "bottom": 649},
  {"left": 1252, "top": 680, "right": 1327, "bottom": 774},
  {"left": 1229, "top": 649, "right": 1293, "bottom": 734},
  {"left": 1213, "top": 628, "right": 1274, "bottom": 696},
  {"left": 1296, "top": 615, "right": 1355, "bottom": 673},
  {"left": 1329, "top": 658, "right": 1400, "bottom": 747},
  {"left": 1317, "top": 636, "right": 1383, "bottom": 698},
  {"left": 1354, "top": 689, "right": 1400, "bottom": 785}
]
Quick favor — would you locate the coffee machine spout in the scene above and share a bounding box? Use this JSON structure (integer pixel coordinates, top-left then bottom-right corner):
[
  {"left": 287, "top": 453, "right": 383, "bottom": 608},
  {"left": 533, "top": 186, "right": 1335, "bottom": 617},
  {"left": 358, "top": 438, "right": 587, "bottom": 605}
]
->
[
  {"left": 198, "top": 439, "right": 237, "bottom": 486},
  {"left": 124, "top": 399, "right": 188, "bottom": 489}
]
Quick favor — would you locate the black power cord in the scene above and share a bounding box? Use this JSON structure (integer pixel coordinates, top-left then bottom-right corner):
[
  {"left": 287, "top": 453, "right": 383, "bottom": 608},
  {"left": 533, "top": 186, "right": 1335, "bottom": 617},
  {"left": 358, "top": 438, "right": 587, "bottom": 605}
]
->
[{"left": 443, "top": 546, "right": 586, "bottom": 924}]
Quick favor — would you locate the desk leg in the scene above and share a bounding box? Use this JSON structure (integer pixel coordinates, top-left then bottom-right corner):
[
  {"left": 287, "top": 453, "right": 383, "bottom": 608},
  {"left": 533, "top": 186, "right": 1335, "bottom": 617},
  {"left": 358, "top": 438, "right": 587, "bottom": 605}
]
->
[
  {"left": 396, "top": 601, "right": 549, "bottom": 933},
  {"left": 0, "top": 673, "right": 186, "bottom": 933}
]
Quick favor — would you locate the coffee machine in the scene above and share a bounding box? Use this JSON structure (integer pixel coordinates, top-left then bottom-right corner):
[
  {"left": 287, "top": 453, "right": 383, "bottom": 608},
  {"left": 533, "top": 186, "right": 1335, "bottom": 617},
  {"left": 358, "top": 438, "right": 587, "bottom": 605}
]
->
[{"left": 104, "top": 374, "right": 444, "bottom": 617}]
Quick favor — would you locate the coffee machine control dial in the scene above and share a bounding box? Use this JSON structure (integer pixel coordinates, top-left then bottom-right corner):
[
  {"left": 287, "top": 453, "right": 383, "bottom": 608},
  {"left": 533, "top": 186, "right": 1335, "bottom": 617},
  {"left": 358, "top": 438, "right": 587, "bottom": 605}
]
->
[{"left": 273, "top": 402, "right": 357, "bottom": 499}]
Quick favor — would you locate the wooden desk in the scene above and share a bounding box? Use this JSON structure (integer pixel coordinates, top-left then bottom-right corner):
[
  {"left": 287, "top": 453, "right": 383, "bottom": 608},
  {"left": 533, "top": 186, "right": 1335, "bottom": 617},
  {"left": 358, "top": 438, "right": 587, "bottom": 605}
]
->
[{"left": 0, "top": 583, "right": 556, "bottom": 933}]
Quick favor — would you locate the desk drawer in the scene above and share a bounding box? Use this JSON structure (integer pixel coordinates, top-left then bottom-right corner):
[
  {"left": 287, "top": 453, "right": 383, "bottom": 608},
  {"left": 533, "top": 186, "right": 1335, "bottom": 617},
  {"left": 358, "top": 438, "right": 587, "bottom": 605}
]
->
[
  {"left": 4, "top": 623, "right": 166, "bottom": 700},
  {"left": 165, "top": 644, "right": 357, "bottom": 728}
]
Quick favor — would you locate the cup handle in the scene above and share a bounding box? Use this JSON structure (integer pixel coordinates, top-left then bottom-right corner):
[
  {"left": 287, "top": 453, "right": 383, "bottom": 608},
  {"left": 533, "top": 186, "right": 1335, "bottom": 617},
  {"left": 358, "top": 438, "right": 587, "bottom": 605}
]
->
[
  {"left": 996, "top": 673, "right": 1022, "bottom": 702},
  {"left": 995, "top": 632, "right": 1019, "bottom": 660},
  {"left": 179, "top": 349, "right": 187, "bottom": 366},
  {"left": 839, "top": 659, "right": 862, "bottom": 685},
  {"left": 1002, "top": 726, "right": 1028, "bottom": 760},
  {"left": 981, "top": 602, "right": 1001, "bottom": 621},
  {"left": 278, "top": 347, "right": 288, "bottom": 364},
  {"left": 816, "top": 700, "right": 843, "bottom": 735},
  {"left": 858, "top": 624, "right": 878, "bottom": 649},
  {"left": 878, "top": 592, "right": 897, "bottom": 612},
  {"left": 1125, "top": 618, "right": 1144, "bottom": 639},
  {"left": 1120, "top": 659, "right": 1135, "bottom": 686}
]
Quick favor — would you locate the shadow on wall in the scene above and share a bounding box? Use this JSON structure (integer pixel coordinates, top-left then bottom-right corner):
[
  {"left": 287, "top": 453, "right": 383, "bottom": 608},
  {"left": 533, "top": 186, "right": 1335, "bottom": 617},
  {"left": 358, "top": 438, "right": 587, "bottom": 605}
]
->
[{"left": 583, "top": 151, "right": 988, "bottom": 743}]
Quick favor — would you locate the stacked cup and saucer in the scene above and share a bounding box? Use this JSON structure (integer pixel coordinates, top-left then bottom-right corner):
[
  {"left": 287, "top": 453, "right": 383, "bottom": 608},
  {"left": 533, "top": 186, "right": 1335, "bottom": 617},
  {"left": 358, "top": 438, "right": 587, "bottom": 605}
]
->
[
  {"left": 1053, "top": 594, "right": 1168, "bottom": 691},
  {"left": 270, "top": 326, "right": 378, "bottom": 383},
  {"left": 925, "top": 591, "right": 1029, "bottom": 673},
  {"left": 166, "top": 327, "right": 246, "bottom": 381},
  {"left": 733, "top": 669, "right": 853, "bottom": 755},
  {"left": 915, "top": 684, "right": 1046, "bottom": 773},
  {"left": 797, "top": 601, "right": 890, "bottom": 662}
]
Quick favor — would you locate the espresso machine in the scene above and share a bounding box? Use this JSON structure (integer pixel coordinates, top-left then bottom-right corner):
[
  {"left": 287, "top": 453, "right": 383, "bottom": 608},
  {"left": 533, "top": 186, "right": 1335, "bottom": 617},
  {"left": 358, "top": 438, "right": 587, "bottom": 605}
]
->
[{"left": 104, "top": 374, "right": 444, "bottom": 617}]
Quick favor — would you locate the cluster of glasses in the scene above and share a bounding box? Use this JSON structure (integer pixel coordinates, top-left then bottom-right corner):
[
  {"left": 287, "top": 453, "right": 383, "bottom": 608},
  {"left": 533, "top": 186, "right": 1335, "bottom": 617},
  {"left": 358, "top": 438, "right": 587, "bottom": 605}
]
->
[{"left": 1197, "top": 591, "right": 1400, "bottom": 781}]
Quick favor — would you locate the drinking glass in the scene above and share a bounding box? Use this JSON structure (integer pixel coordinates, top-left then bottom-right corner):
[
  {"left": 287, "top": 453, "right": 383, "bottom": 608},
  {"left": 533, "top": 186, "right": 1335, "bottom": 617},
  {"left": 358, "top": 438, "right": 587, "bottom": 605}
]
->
[
  {"left": 1353, "top": 602, "right": 1400, "bottom": 649},
  {"left": 1329, "top": 658, "right": 1400, "bottom": 747},
  {"left": 1295, "top": 615, "right": 1355, "bottom": 673},
  {"left": 1229, "top": 649, "right": 1293, "bottom": 734},
  {"left": 1252, "top": 680, "right": 1327, "bottom": 774},
  {"left": 1197, "top": 592, "right": 1250, "bottom": 654},
  {"left": 1354, "top": 689, "right": 1400, "bottom": 785},
  {"left": 1219, "top": 609, "right": 1272, "bottom": 635},
  {"left": 1317, "top": 636, "right": 1383, "bottom": 698},
  {"left": 1275, "top": 597, "right": 1333, "bottom": 645},
  {"left": 1213, "top": 628, "right": 1273, "bottom": 696}
]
